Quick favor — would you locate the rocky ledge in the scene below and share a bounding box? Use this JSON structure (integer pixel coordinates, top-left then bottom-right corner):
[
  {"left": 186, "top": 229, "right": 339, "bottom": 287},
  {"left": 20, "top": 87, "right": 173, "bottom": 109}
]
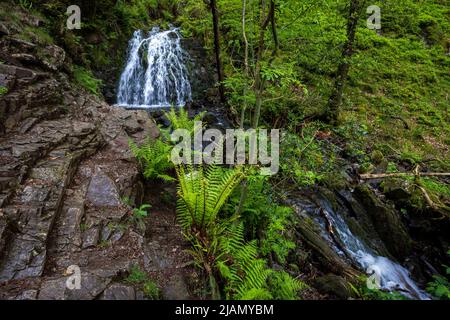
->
[{"left": 0, "top": 12, "right": 191, "bottom": 300}]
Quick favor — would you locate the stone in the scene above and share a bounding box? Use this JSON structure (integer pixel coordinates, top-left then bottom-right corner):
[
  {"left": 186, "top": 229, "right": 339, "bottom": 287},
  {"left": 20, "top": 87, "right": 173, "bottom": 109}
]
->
[
  {"left": 0, "top": 64, "right": 36, "bottom": 79},
  {"left": 82, "top": 226, "right": 100, "bottom": 249},
  {"left": 38, "top": 278, "right": 67, "bottom": 300},
  {"left": 354, "top": 185, "right": 413, "bottom": 259},
  {"left": 162, "top": 274, "right": 190, "bottom": 300},
  {"left": 0, "top": 22, "right": 10, "bottom": 36},
  {"left": 123, "top": 118, "right": 142, "bottom": 134},
  {"left": 11, "top": 53, "right": 38, "bottom": 64},
  {"left": 15, "top": 290, "right": 38, "bottom": 300},
  {"left": 314, "top": 274, "right": 353, "bottom": 300},
  {"left": 101, "top": 283, "right": 136, "bottom": 300},
  {"left": 38, "top": 45, "right": 66, "bottom": 71},
  {"left": 86, "top": 170, "right": 121, "bottom": 207},
  {"left": 65, "top": 272, "right": 111, "bottom": 300}
]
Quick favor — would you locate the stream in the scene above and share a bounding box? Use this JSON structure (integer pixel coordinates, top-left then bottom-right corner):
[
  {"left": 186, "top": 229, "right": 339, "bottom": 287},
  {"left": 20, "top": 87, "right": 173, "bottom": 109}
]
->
[{"left": 291, "top": 194, "right": 430, "bottom": 300}]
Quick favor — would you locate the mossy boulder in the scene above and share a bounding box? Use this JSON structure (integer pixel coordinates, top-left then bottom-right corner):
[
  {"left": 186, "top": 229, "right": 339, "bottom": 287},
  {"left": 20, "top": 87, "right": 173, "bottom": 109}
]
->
[
  {"left": 354, "top": 185, "right": 413, "bottom": 259},
  {"left": 314, "top": 274, "right": 354, "bottom": 300}
]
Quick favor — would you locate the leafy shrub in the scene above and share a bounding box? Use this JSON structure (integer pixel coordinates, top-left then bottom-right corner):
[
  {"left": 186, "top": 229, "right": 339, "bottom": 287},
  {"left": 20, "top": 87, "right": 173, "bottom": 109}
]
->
[
  {"left": 143, "top": 280, "right": 160, "bottom": 299},
  {"left": 216, "top": 223, "right": 272, "bottom": 300},
  {"left": 131, "top": 203, "right": 151, "bottom": 232},
  {"left": 226, "top": 175, "right": 296, "bottom": 264},
  {"left": 176, "top": 164, "right": 244, "bottom": 236},
  {"left": 349, "top": 279, "right": 409, "bottom": 300},
  {"left": 280, "top": 124, "right": 341, "bottom": 188},
  {"left": 126, "top": 264, "right": 160, "bottom": 299},
  {"left": 126, "top": 265, "right": 148, "bottom": 284}
]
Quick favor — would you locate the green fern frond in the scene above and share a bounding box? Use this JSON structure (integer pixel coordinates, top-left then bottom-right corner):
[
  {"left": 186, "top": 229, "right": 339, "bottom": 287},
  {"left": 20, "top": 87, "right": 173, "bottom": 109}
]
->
[
  {"left": 129, "top": 137, "right": 174, "bottom": 181},
  {"left": 175, "top": 165, "right": 244, "bottom": 234}
]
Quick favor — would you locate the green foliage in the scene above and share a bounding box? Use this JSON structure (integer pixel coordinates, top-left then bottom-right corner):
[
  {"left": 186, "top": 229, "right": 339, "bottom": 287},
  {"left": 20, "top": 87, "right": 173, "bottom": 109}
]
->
[
  {"left": 72, "top": 66, "right": 102, "bottom": 95},
  {"left": 129, "top": 137, "right": 174, "bottom": 181},
  {"left": 175, "top": 165, "right": 305, "bottom": 300},
  {"left": 17, "top": 0, "right": 33, "bottom": 11},
  {"left": 133, "top": 204, "right": 151, "bottom": 218},
  {"left": 143, "top": 280, "right": 161, "bottom": 299},
  {"left": 126, "top": 265, "right": 148, "bottom": 284},
  {"left": 131, "top": 203, "right": 151, "bottom": 232},
  {"left": 126, "top": 264, "right": 160, "bottom": 299},
  {"left": 280, "top": 124, "right": 342, "bottom": 188},
  {"left": 217, "top": 223, "right": 272, "bottom": 300},
  {"left": 175, "top": 165, "right": 244, "bottom": 235},
  {"left": 164, "top": 107, "right": 204, "bottom": 134},
  {"left": 427, "top": 275, "right": 450, "bottom": 300},
  {"left": 349, "top": 279, "right": 409, "bottom": 300},
  {"left": 226, "top": 175, "right": 296, "bottom": 264},
  {"left": 267, "top": 271, "right": 308, "bottom": 300},
  {"left": 427, "top": 251, "right": 450, "bottom": 300},
  {"left": 0, "top": 86, "right": 8, "bottom": 97}
]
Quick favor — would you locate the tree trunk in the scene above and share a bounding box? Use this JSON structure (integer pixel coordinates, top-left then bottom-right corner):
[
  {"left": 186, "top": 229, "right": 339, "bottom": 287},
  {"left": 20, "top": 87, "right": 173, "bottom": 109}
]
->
[
  {"left": 270, "top": 0, "right": 279, "bottom": 55},
  {"left": 210, "top": 0, "right": 226, "bottom": 102},
  {"left": 252, "top": 0, "right": 271, "bottom": 128},
  {"left": 327, "top": 0, "right": 366, "bottom": 124},
  {"left": 240, "top": 0, "right": 249, "bottom": 128}
]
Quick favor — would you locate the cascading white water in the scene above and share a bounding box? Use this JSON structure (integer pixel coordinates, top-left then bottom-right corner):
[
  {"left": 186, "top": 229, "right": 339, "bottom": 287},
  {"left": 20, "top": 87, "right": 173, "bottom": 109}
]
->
[
  {"left": 117, "top": 27, "right": 192, "bottom": 108},
  {"left": 316, "top": 199, "right": 430, "bottom": 300}
]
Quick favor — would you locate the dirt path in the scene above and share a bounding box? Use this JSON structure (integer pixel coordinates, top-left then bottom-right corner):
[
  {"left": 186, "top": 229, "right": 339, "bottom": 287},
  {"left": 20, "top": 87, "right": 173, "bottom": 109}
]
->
[{"left": 142, "top": 180, "right": 200, "bottom": 300}]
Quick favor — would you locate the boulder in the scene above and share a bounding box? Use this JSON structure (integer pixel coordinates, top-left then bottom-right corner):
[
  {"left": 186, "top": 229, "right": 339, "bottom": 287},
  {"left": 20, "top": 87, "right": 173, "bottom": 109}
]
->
[
  {"left": 354, "top": 185, "right": 413, "bottom": 259},
  {"left": 314, "top": 274, "right": 353, "bottom": 300},
  {"left": 86, "top": 170, "right": 122, "bottom": 207}
]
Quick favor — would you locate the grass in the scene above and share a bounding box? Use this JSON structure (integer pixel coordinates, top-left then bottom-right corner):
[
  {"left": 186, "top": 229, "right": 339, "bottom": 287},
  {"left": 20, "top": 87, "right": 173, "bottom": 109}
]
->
[{"left": 125, "top": 265, "right": 161, "bottom": 299}]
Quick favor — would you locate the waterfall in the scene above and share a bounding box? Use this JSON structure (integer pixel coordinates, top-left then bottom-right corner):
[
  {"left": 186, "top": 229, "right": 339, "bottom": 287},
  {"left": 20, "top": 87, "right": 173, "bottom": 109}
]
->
[{"left": 117, "top": 27, "right": 192, "bottom": 108}]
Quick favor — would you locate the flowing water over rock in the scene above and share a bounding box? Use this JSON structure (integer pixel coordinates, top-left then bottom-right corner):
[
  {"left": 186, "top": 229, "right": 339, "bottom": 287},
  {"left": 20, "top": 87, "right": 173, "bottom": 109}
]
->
[
  {"left": 292, "top": 193, "right": 430, "bottom": 300},
  {"left": 117, "top": 27, "right": 192, "bottom": 108}
]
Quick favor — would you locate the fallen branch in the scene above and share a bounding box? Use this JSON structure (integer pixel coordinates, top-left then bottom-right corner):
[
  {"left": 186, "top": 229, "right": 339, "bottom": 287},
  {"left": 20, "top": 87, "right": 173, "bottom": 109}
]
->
[{"left": 360, "top": 172, "right": 450, "bottom": 179}]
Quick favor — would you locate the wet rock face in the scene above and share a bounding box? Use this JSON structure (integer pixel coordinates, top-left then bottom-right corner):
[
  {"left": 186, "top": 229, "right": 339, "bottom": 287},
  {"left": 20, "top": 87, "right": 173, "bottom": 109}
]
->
[
  {"left": 354, "top": 186, "right": 413, "bottom": 259},
  {"left": 182, "top": 39, "right": 215, "bottom": 103}
]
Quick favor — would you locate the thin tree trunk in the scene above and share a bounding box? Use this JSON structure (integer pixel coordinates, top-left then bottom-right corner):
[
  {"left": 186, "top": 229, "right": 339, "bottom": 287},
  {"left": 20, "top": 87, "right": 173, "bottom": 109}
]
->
[
  {"left": 210, "top": 0, "right": 226, "bottom": 102},
  {"left": 240, "top": 0, "right": 249, "bottom": 128},
  {"left": 252, "top": 0, "right": 271, "bottom": 128},
  {"left": 269, "top": 0, "right": 279, "bottom": 55},
  {"left": 327, "top": 0, "right": 365, "bottom": 124}
]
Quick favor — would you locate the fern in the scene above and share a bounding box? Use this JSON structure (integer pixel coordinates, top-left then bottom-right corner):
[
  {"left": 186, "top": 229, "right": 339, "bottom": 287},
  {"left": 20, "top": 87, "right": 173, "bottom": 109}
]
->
[
  {"left": 129, "top": 137, "right": 174, "bottom": 181},
  {"left": 164, "top": 107, "right": 204, "bottom": 134},
  {"left": 175, "top": 164, "right": 244, "bottom": 234},
  {"left": 216, "top": 223, "right": 272, "bottom": 300},
  {"left": 267, "top": 271, "right": 308, "bottom": 300}
]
